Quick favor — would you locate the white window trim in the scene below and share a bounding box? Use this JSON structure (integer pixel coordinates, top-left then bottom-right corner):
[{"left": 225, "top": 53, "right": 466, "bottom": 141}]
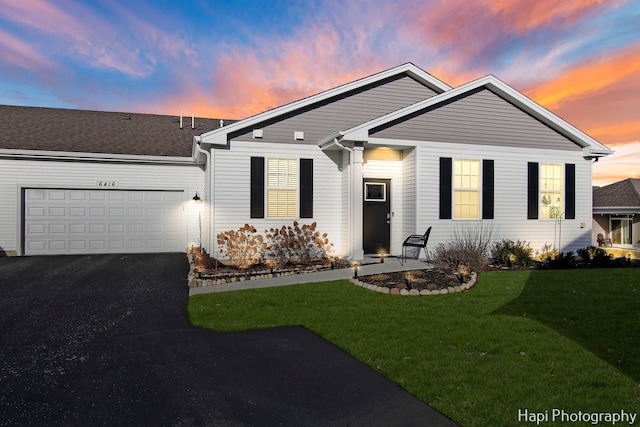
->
[
  {"left": 266, "top": 157, "right": 299, "bottom": 219},
  {"left": 453, "top": 158, "right": 481, "bottom": 220},
  {"left": 539, "top": 163, "right": 564, "bottom": 220},
  {"left": 364, "top": 182, "right": 387, "bottom": 202}
]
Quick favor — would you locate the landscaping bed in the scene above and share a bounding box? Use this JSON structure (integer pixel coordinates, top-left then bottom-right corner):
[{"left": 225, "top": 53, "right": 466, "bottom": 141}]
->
[
  {"left": 351, "top": 268, "right": 477, "bottom": 295},
  {"left": 186, "top": 246, "right": 348, "bottom": 288}
]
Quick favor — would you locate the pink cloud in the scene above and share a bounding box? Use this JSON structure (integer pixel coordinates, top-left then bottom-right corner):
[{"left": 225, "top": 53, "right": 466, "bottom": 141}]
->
[
  {"left": 593, "top": 141, "right": 640, "bottom": 186},
  {"left": 0, "top": 0, "right": 163, "bottom": 78},
  {"left": 190, "top": 22, "right": 389, "bottom": 119},
  {"left": 523, "top": 42, "right": 640, "bottom": 146},
  {"left": 0, "top": 28, "right": 53, "bottom": 70}
]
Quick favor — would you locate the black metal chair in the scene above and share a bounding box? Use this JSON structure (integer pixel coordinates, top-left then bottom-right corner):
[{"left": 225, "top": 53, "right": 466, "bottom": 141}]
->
[{"left": 401, "top": 227, "right": 432, "bottom": 265}]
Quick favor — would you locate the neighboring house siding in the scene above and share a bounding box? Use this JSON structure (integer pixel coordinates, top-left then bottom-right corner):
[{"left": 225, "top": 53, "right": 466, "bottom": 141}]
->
[
  {"left": 232, "top": 75, "right": 439, "bottom": 144},
  {"left": 0, "top": 158, "right": 204, "bottom": 255},
  {"left": 211, "top": 141, "right": 345, "bottom": 257},
  {"left": 373, "top": 139, "right": 592, "bottom": 253},
  {"left": 370, "top": 88, "right": 581, "bottom": 151}
]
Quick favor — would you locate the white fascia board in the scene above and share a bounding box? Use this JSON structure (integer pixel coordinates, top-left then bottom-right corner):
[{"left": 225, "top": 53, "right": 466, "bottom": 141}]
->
[
  {"left": 340, "top": 74, "right": 614, "bottom": 156},
  {"left": 200, "top": 63, "right": 451, "bottom": 146},
  {"left": 317, "top": 131, "right": 346, "bottom": 150},
  {"left": 0, "top": 148, "right": 195, "bottom": 164},
  {"left": 480, "top": 76, "right": 613, "bottom": 155},
  {"left": 594, "top": 207, "right": 640, "bottom": 214}
]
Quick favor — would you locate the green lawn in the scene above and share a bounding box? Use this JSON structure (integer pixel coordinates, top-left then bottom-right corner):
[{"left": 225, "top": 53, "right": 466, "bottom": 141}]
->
[{"left": 188, "top": 269, "right": 640, "bottom": 426}]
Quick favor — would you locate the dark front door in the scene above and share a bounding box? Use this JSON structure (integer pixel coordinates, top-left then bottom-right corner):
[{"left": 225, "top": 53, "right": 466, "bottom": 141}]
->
[{"left": 363, "top": 178, "right": 391, "bottom": 254}]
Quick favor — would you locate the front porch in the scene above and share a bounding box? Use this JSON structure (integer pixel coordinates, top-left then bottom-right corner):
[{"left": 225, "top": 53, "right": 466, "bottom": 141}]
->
[{"left": 602, "top": 247, "right": 640, "bottom": 260}]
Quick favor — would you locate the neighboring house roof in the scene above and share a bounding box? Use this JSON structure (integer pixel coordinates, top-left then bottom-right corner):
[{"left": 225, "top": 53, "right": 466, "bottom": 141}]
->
[
  {"left": 0, "top": 105, "right": 229, "bottom": 160},
  {"left": 593, "top": 178, "right": 640, "bottom": 214},
  {"left": 326, "top": 75, "right": 613, "bottom": 158},
  {"left": 199, "top": 63, "right": 451, "bottom": 146}
]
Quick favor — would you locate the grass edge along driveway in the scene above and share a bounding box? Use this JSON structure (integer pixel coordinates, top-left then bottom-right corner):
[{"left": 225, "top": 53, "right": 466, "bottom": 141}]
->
[{"left": 188, "top": 269, "right": 640, "bottom": 427}]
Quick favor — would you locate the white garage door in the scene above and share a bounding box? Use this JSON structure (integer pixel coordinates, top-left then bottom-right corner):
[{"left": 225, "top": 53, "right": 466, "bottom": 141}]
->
[{"left": 24, "top": 189, "right": 186, "bottom": 255}]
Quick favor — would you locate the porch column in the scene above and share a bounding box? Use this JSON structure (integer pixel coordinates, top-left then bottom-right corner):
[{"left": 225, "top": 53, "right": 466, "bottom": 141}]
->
[{"left": 351, "top": 145, "right": 365, "bottom": 260}]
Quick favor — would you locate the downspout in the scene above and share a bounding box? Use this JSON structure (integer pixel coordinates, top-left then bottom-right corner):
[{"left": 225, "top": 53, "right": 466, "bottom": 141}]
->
[
  {"left": 332, "top": 137, "right": 355, "bottom": 259},
  {"left": 194, "top": 136, "right": 213, "bottom": 252}
]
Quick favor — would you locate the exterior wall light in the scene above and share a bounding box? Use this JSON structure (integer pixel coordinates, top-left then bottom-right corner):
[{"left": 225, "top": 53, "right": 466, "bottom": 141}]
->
[{"left": 192, "top": 192, "right": 202, "bottom": 202}]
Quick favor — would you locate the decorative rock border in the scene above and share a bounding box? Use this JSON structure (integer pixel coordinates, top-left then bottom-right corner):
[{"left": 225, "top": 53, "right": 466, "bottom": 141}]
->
[
  {"left": 186, "top": 252, "right": 343, "bottom": 288},
  {"left": 349, "top": 271, "right": 477, "bottom": 296}
]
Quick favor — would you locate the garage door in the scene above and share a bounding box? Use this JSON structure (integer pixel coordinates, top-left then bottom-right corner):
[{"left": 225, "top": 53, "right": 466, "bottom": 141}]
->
[{"left": 24, "top": 189, "right": 186, "bottom": 255}]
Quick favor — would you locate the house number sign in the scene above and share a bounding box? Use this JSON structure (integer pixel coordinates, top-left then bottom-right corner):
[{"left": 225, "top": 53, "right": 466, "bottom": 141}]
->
[{"left": 97, "top": 181, "right": 119, "bottom": 188}]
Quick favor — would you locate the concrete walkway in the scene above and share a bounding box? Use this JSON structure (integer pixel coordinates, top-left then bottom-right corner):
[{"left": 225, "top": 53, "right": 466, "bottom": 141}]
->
[{"left": 189, "top": 257, "right": 432, "bottom": 296}]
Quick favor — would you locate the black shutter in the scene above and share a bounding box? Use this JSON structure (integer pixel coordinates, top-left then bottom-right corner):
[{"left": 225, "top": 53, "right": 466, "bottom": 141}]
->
[
  {"left": 300, "top": 158, "right": 313, "bottom": 218},
  {"left": 482, "top": 159, "right": 494, "bottom": 219},
  {"left": 527, "top": 162, "right": 538, "bottom": 219},
  {"left": 250, "top": 157, "right": 264, "bottom": 218},
  {"left": 439, "top": 157, "right": 452, "bottom": 219},
  {"left": 565, "top": 163, "right": 575, "bottom": 219}
]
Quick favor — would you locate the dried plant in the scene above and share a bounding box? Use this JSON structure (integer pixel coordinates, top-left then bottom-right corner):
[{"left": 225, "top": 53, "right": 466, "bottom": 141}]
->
[
  {"left": 430, "top": 222, "right": 496, "bottom": 273},
  {"left": 265, "top": 221, "right": 334, "bottom": 267},
  {"left": 216, "top": 224, "right": 266, "bottom": 270}
]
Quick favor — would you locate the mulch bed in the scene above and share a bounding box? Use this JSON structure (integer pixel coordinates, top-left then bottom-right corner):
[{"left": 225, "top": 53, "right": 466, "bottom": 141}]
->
[{"left": 357, "top": 269, "right": 466, "bottom": 292}]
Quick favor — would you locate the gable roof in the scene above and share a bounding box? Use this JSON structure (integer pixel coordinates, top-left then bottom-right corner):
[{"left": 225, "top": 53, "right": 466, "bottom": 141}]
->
[
  {"left": 0, "top": 105, "right": 228, "bottom": 161},
  {"left": 198, "top": 63, "right": 451, "bottom": 146},
  {"left": 594, "top": 178, "right": 640, "bottom": 212},
  {"left": 328, "top": 75, "right": 613, "bottom": 158}
]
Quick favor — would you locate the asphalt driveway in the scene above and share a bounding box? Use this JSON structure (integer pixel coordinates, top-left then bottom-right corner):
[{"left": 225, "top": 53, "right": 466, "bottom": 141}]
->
[{"left": 0, "top": 254, "right": 456, "bottom": 426}]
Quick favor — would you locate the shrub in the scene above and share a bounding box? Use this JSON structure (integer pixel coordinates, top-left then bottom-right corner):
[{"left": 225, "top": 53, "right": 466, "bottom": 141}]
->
[
  {"left": 265, "top": 221, "right": 334, "bottom": 267},
  {"left": 535, "top": 243, "right": 558, "bottom": 263},
  {"left": 549, "top": 251, "right": 576, "bottom": 269},
  {"left": 216, "top": 224, "right": 267, "bottom": 270},
  {"left": 492, "top": 239, "right": 534, "bottom": 267},
  {"left": 195, "top": 247, "right": 219, "bottom": 271},
  {"left": 429, "top": 222, "right": 495, "bottom": 273},
  {"left": 577, "top": 246, "right": 612, "bottom": 267}
]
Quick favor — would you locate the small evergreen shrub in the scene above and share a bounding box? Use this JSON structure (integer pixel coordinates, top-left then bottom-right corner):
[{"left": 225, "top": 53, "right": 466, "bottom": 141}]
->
[
  {"left": 492, "top": 239, "right": 534, "bottom": 267},
  {"left": 577, "top": 245, "right": 612, "bottom": 267},
  {"left": 216, "top": 224, "right": 267, "bottom": 270}
]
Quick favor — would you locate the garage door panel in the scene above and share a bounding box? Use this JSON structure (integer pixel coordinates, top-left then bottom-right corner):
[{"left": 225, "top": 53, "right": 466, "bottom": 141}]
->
[
  {"left": 24, "top": 189, "right": 186, "bottom": 255},
  {"left": 49, "top": 190, "right": 66, "bottom": 200},
  {"left": 49, "top": 224, "right": 66, "bottom": 233},
  {"left": 48, "top": 207, "right": 66, "bottom": 216},
  {"left": 70, "top": 240, "right": 86, "bottom": 250}
]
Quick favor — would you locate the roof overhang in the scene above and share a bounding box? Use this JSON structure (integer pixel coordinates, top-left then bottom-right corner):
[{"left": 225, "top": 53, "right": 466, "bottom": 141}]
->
[
  {"left": 200, "top": 63, "right": 451, "bottom": 146},
  {"left": 0, "top": 148, "right": 195, "bottom": 164},
  {"left": 594, "top": 207, "right": 640, "bottom": 215},
  {"left": 338, "top": 75, "right": 614, "bottom": 158}
]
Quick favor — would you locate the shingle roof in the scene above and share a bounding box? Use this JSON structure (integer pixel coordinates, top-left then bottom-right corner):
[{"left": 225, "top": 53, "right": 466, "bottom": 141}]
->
[
  {"left": 593, "top": 178, "right": 640, "bottom": 207},
  {"left": 0, "top": 105, "right": 232, "bottom": 157}
]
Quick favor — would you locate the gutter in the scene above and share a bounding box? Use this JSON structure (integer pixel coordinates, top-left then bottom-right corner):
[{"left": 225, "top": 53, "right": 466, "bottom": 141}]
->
[
  {"left": 194, "top": 136, "right": 214, "bottom": 252},
  {"left": 0, "top": 148, "right": 195, "bottom": 164}
]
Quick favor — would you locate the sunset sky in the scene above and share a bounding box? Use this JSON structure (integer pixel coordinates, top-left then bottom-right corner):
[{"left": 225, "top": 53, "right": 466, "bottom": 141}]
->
[{"left": 1, "top": 0, "right": 638, "bottom": 186}]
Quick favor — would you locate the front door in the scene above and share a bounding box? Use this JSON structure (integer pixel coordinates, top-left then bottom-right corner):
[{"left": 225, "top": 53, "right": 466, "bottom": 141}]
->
[{"left": 363, "top": 178, "right": 391, "bottom": 254}]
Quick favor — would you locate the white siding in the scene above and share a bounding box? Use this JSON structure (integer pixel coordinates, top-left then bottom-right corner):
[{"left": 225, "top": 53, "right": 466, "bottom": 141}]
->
[
  {"left": 372, "top": 139, "right": 593, "bottom": 254},
  {"left": 362, "top": 158, "right": 403, "bottom": 255},
  {"left": 211, "top": 141, "right": 345, "bottom": 257},
  {"left": 0, "top": 158, "right": 204, "bottom": 255}
]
